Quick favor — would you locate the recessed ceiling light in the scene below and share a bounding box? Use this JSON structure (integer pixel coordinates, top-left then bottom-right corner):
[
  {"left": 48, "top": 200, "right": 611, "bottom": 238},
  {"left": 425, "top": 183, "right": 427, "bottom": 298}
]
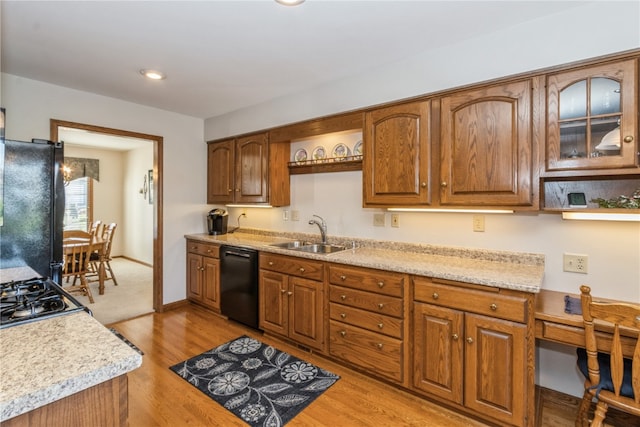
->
[
  {"left": 139, "top": 69, "right": 166, "bottom": 80},
  {"left": 275, "top": 0, "right": 305, "bottom": 6}
]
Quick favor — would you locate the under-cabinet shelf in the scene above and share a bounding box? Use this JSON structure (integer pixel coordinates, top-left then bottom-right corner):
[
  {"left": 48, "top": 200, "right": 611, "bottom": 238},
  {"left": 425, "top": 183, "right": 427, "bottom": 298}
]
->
[{"left": 288, "top": 158, "right": 362, "bottom": 175}]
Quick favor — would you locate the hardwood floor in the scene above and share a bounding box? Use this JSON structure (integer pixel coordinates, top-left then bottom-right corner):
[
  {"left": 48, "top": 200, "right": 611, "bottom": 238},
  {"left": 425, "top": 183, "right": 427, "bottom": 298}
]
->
[{"left": 110, "top": 304, "right": 635, "bottom": 427}]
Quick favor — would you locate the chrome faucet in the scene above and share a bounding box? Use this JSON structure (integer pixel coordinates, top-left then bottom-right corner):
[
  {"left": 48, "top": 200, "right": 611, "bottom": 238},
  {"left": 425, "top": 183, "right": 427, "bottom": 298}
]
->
[{"left": 308, "top": 214, "right": 327, "bottom": 244}]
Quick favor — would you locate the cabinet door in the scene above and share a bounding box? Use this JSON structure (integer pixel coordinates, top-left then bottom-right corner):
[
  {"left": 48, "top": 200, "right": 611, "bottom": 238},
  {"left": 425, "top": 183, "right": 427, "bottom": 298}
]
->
[
  {"left": 288, "top": 276, "right": 324, "bottom": 351},
  {"left": 440, "top": 80, "right": 534, "bottom": 206},
  {"left": 202, "top": 257, "right": 220, "bottom": 310},
  {"left": 547, "top": 59, "right": 638, "bottom": 171},
  {"left": 363, "top": 100, "right": 431, "bottom": 206},
  {"left": 413, "top": 302, "right": 464, "bottom": 404},
  {"left": 236, "top": 132, "right": 269, "bottom": 203},
  {"left": 259, "top": 270, "right": 288, "bottom": 335},
  {"left": 207, "top": 139, "right": 235, "bottom": 204},
  {"left": 186, "top": 253, "right": 203, "bottom": 302},
  {"left": 464, "top": 313, "right": 526, "bottom": 426}
]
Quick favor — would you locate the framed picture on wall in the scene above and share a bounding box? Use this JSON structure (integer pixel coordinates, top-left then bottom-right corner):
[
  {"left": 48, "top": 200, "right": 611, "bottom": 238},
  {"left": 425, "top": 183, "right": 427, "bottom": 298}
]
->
[{"left": 148, "top": 169, "right": 153, "bottom": 204}]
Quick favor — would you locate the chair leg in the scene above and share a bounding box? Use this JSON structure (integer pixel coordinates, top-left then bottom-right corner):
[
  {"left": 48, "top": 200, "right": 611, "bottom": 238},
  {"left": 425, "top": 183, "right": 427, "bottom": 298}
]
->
[
  {"left": 575, "top": 391, "right": 591, "bottom": 427},
  {"left": 590, "top": 401, "right": 608, "bottom": 427},
  {"left": 80, "top": 275, "right": 94, "bottom": 304},
  {"left": 106, "top": 261, "right": 118, "bottom": 286}
]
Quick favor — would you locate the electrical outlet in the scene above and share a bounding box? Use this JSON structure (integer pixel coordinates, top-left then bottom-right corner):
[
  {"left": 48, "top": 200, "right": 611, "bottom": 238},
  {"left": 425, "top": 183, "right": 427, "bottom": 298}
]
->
[
  {"left": 291, "top": 210, "right": 300, "bottom": 221},
  {"left": 473, "top": 215, "right": 485, "bottom": 232},
  {"left": 391, "top": 214, "right": 400, "bottom": 228},
  {"left": 373, "top": 213, "right": 385, "bottom": 227},
  {"left": 563, "top": 253, "right": 588, "bottom": 274}
]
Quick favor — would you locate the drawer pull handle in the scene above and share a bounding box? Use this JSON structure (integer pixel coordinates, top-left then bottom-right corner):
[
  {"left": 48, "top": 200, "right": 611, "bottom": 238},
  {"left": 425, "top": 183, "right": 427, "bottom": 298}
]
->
[
  {"left": 299, "top": 267, "right": 305, "bottom": 273},
  {"left": 269, "top": 261, "right": 274, "bottom": 266},
  {"left": 452, "top": 334, "right": 459, "bottom": 341},
  {"left": 340, "top": 313, "right": 346, "bottom": 319},
  {"left": 490, "top": 303, "right": 498, "bottom": 311},
  {"left": 432, "top": 292, "right": 439, "bottom": 300},
  {"left": 377, "top": 281, "right": 384, "bottom": 288},
  {"left": 377, "top": 323, "right": 384, "bottom": 329},
  {"left": 466, "top": 337, "right": 474, "bottom": 344},
  {"left": 377, "top": 343, "right": 383, "bottom": 350},
  {"left": 341, "top": 295, "right": 347, "bottom": 300},
  {"left": 377, "top": 303, "right": 384, "bottom": 309},
  {"left": 340, "top": 331, "right": 346, "bottom": 337},
  {"left": 340, "top": 275, "right": 346, "bottom": 281}
]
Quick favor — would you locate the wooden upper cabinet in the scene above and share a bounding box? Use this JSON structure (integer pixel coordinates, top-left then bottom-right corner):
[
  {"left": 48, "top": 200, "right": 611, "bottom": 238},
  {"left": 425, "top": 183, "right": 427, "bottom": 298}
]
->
[
  {"left": 207, "top": 139, "right": 235, "bottom": 204},
  {"left": 546, "top": 59, "right": 638, "bottom": 172},
  {"left": 235, "top": 133, "right": 269, "bottom": 204},
  {"left": 363, "top": 100, "right": 431, "bottom": 206},
  {"left": 439, "top": 79, "right": 536, "bottom": 207}
]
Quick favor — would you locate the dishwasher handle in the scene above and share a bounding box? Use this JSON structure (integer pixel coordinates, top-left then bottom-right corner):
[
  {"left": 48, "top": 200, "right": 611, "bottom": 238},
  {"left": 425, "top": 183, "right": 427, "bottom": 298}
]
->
[{"left": 223, "top": 249, "right": 252, "bottom": 259}]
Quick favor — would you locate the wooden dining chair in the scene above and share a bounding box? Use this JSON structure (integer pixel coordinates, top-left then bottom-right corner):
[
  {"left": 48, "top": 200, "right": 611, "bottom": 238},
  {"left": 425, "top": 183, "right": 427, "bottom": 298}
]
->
[
  {"left": 575, "top": 285, "right": 640, "bottom": 427},
  {"left": 90, "top": 220, "right": 103, "bottom": 237},
  {"left": 62, "top": 230, "right": 95, "bottom": 303},
  {"left": 89, "top": 222, "right": 118, "bottom": 286}
]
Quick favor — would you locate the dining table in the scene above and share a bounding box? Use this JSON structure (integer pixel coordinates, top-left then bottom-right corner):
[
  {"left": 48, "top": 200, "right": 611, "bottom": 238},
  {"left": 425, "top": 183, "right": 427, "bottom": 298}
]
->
[{"left": 62, "top": 235, "right": 107, "bottom": 295}]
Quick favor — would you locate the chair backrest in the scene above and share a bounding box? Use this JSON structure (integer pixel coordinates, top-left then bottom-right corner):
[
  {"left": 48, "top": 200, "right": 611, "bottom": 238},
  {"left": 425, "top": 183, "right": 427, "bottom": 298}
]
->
[
  {"left": 101, "top": 223, "right": 117, "bottom": 258},
  {"left": 62, "top": 230, "right": 94, "bottom": 277},
  {"left": 90, "top": 220, "right": 103, "bottom": 237},
  {"left": 580, "top": 285, "right": 640, "bottom": 403}
]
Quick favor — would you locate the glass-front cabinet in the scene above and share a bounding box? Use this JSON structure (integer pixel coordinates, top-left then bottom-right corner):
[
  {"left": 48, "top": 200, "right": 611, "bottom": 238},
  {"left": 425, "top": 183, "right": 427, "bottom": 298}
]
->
[{"left": 546, "top": 59, "right": 638, "bottom": 172}]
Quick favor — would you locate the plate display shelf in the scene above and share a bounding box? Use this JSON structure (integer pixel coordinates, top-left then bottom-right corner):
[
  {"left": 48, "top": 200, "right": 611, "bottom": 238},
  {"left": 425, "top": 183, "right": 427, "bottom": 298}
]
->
[{"left": 288, "top": 155, "right": 363, "bottom": 175}]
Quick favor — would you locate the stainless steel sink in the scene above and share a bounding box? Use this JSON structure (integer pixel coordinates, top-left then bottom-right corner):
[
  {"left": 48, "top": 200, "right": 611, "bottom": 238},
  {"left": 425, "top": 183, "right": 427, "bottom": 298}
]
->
[
  {"left": 269, "top": 241, "right": 346, "bottom": 254},
  {"left": 295, "top": 243, "right": 346, "bottom": 254}
]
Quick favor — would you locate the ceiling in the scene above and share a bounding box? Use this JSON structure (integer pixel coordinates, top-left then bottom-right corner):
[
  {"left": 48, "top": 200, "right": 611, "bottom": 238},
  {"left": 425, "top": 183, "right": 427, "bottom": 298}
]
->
[{"left": 1, "top": 0, "right": 588, "bottom": 121}]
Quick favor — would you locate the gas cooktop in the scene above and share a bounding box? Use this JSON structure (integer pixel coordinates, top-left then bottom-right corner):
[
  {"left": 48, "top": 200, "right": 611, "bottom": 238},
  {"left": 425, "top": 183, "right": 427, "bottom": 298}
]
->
[{"left": 0, "top": 277, "right": 90, "bottom": 329}]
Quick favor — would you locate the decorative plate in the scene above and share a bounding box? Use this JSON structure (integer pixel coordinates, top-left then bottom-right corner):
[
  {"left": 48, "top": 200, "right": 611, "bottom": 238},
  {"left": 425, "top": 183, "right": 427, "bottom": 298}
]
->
[
  {"left": 332, "top": 143, "right": 351, "bottom": 159},
  {"left": 353, "top": 140, "right": 363, "bottom": 156},
  {"left": 312, "top": 146, "right": 327, "bottom": 160},
  {"left": 294, "top": 148, "right": 308, "bottom": 163}
]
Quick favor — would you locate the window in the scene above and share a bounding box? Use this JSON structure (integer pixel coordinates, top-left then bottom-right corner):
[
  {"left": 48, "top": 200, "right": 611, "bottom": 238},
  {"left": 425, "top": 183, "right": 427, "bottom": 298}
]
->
[{"left": 64, "top": 177, "right": 92, "bottom": 231}]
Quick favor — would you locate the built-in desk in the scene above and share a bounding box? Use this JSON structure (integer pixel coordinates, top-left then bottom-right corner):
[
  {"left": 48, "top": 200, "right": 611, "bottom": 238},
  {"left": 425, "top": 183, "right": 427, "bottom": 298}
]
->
[{"left": 535, "top": 289, "right": 638, "bottom": 357}]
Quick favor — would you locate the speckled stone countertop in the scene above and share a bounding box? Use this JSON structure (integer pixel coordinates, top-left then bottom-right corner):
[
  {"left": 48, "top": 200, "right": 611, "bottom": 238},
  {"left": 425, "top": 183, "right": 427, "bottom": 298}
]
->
[
  {"left": 185, "top": 229, "right": 544, "bottom": 293},
  {"left": 0, "top": 312, "right": 143, "bottom": 422}
]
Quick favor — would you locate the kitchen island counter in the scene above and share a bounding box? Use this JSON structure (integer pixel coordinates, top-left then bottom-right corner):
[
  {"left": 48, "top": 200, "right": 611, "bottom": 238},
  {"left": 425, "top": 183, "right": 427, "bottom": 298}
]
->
[
  {"left": 0, "top": 311, "right": 142, "bottom": 422},
  {"left": 185, "top": 230, "right": 544, "bottom": 293}
]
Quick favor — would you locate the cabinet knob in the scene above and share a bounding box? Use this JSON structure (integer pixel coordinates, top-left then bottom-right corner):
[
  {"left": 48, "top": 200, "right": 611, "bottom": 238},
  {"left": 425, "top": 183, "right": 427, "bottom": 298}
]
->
[
  {"left": 466, "top": 337, "right": 474, "bottom": 344},
  {"left": 432, "top": 292, "right": 439, "bottom": 300},
  {"left": 377, "top": 303, "right": 384, "bottom": 309},
  {"left": 341, "top": 295, "right": 347, "bottom": 300},
  {"left": 452, "top": 334, "right": 459, "bottom": 341},
  {"left": 206, "top": 249, "right": 212, "bottom": 253},
  {"left": 421, "top": 182, "right": 427, "bottom": 188},
  {"left": 287, "top": 291, "right": 293, "bottom": 296},
  {"left": 340, "top": 275, "right": 346, "bottom": 281},
  {"left": 377, "top": 323, "right": 384, "bottom": 329},
  {"left": 299, "top": 267, "right": 305, "bottom": 273},
  {"left": 623, "top": 135, "right": 634, "bottom": 143},
  {"left": 440, "top": 181, "right": 447, "bottom": 188},
  {"left": 340, "top": 313, "right": 346, "bottom": 319},
  {"left": 269, "top": 261, "right": 274, "bottom": 266},
  {"left": 340, "top": 331, "right": 346, "bottom": 337},
  {"left": 377, "top": 343, "right": 383, "bottom": 350},
  {"left": 191, "top": 246, "right": 197, "bottom": 250},
  {"left": 227, "top": 189, "right": 232, "bottom": 193},
  {"left": 490, "top": 303, "right": 498, "bottom": 311},
  {"left": 235, "top": 188, "right": 240, "bottom": 192},
  {"left": 281, "top": 289, "right": 286, "bottom": 294},
  {"left": 377, "top": 281, "right": 384, "bottom": 288}
]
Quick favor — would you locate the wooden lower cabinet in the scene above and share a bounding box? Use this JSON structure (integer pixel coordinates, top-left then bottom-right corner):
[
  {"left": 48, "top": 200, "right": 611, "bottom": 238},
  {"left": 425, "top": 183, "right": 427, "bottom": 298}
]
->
[
  {"left": 413, "top": 277, "right": 534, "bottom": 427},
  {"left": 3, "top": 375, "right": 128, "bottom": 427},
  {"left": 259, "top": 253, "right": 324, "bottom": 351},
  {"left": 186, "top": 240, "right": 220, "bottom": 311}
]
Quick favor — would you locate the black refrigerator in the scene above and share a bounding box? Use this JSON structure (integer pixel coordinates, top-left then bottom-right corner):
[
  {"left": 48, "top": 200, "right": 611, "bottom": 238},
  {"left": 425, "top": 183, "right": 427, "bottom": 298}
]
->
[{"left": 0, "top": 139, "right": 65, "bottom": 284}]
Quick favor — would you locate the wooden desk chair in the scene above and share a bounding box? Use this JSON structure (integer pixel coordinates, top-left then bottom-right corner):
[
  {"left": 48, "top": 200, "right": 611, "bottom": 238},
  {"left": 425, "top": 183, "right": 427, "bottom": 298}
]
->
[
  {"left": 89, "top": 222, "right": 118, "bottom": 286},
  {"left": 62, "top": 230, "right": 95, "bottom": 303},
  {"left": 576, "top": 285, "right": 640, "bottom": 426}
]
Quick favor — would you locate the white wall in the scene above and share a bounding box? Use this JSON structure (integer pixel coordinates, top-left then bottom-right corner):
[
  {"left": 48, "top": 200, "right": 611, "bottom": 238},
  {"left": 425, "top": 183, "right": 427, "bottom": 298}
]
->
[
  {"left": 123, "top": 144, "right": 154, "bottom": 264},
  {"left": 1, "top": 74, "right": 205, "bottom": 306},
  {"left": 202, "top": 2, "right": 640, "bottom": 398}
]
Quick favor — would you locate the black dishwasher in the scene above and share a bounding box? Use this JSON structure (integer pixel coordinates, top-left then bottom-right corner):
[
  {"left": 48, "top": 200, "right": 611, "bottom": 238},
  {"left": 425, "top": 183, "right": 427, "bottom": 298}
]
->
[{"left": 219, "top": 246, "right": 260, "bottom": 330}]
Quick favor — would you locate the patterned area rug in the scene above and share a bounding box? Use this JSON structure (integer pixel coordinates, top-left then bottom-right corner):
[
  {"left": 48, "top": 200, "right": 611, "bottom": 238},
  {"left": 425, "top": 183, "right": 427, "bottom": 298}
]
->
[{"left": 170, "top": 336, "right": 340, "bottom": 427}]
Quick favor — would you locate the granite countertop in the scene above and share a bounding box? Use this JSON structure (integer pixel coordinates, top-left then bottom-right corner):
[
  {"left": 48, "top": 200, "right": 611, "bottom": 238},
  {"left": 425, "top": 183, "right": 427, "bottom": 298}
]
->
[
  {"left": 185, "top": 230, "right": 545, "bottom": 293},
  {"left": 0, "top": 312, "right": 143, "bottom": 422}
]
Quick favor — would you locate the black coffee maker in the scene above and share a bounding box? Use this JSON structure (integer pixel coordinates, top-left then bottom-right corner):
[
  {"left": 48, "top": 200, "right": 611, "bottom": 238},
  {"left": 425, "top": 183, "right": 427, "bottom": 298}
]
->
[{"left": 207, "top": 209, "right": 228, "bottom": 235}]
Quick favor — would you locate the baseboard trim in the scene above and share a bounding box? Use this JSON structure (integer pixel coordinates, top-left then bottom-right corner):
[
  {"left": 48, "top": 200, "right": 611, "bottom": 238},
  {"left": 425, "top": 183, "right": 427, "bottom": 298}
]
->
[{"left": 116, "top": 255, "right": 152, "bottom": 268}]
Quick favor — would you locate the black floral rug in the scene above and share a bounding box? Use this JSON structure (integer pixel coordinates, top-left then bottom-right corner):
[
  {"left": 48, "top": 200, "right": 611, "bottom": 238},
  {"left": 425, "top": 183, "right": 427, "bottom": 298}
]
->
[{"left": 169, "top": 335, "right": 340, "bottom": 427}]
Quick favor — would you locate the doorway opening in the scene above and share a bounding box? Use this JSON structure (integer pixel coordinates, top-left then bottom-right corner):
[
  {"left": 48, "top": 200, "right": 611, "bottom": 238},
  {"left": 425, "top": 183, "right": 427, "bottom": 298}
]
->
[{"left": 51, "top": 119, "right": 163, "bottom": 314}]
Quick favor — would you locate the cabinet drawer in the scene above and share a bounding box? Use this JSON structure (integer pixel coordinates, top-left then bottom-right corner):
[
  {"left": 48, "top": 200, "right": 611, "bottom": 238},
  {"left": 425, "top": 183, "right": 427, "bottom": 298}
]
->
[
  {"left": 414, "top": 278, "right": 527, "bottom": 323},
  {"left": 329, "top": 285, "right": 403, "bottom": 318},
  {"left": 186, "top": 240, "right": 220, "bottom": 258},
  {"left": 330, "top": 303, "right": 403, "bottom": 339},
  {"left": 329, "top": 320, "right": 403, "bottom": 383},
  {"left": 328, "top": 265, "right": 404, "bottom": 297},
  {"left": 260, "top": 253, "right": 323, "bottom": 281}
]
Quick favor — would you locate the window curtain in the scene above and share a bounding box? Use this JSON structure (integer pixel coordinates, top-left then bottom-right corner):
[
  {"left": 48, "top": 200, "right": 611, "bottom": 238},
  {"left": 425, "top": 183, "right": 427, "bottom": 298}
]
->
[{"left": 64, "top": 157, "right": 99, "bottom": 182}]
